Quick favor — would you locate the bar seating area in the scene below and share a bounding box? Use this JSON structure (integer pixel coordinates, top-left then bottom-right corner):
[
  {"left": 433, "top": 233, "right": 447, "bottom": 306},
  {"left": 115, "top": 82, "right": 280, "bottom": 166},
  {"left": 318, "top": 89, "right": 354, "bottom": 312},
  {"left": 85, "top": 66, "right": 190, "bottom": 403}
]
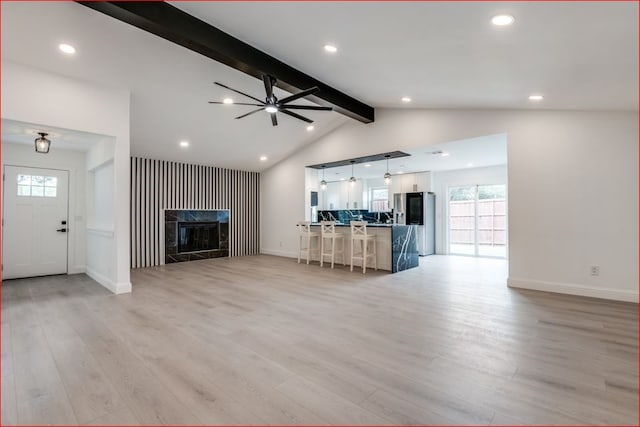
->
[{"left": 296, "top": 220, "right": 418, "bottom": 274}]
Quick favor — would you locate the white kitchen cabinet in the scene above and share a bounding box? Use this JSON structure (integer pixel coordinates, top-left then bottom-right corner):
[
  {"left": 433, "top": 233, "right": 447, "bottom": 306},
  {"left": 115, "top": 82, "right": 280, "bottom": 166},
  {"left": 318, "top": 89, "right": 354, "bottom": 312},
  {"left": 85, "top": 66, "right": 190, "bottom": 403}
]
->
[
  {"left": 347, "top": 179, "right": 364, "bottom": 209},
  {"left": 323, "top": 181, "right": 342, "bottom": 210},
  {"left": 388, "top": 172, "right": 431, "bottom": 208}
]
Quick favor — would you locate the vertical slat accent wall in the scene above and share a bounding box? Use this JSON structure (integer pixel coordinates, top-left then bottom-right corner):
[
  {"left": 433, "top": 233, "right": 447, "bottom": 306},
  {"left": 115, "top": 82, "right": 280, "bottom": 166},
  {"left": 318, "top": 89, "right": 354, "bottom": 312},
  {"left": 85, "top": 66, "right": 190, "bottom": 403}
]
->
[{"left": 130, "top": 157, "right": 260, "bottom": 268}]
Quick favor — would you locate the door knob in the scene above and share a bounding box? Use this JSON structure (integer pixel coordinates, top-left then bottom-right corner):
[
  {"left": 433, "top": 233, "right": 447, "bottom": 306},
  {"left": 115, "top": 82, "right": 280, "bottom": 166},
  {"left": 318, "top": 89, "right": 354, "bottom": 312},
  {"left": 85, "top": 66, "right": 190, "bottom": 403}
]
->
[{"left": 56, "top": 228, "right": 67, "bottom": 233}]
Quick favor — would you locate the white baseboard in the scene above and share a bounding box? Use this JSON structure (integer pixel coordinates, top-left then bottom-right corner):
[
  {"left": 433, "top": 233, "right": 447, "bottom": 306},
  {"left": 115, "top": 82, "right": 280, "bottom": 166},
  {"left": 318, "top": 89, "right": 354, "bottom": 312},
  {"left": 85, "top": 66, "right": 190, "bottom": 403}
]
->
[
  {"left": 260, "top": 248, "right": 297, "bottom": 259},
  {"left": 114, "top": 281, "right": 132, "bottom": 294},
  {"left": 507, "top": 277, "right": 638, "bottom": 303},
  {"left": 86, "top": 267, "right": 132, "bottom": 295}
]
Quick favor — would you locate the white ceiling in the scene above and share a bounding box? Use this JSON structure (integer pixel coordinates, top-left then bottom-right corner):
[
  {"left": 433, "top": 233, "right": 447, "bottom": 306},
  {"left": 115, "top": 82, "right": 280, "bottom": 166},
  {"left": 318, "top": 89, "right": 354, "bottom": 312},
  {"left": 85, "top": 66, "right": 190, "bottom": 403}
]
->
[
  {"left": 2, "top": 119, "right": 106, "bottom": 152},
  {"left": 316, "top": 133, "right": 507, "bottom": 181},
  {"left": 174, "top": 1, "right": 638, "bottom": 110},
  {"left": 1, "top": 1, "right": 347, "bottom": 171},
  {"left": 2, "top": 2, "right": 636, "bottom": 172}
]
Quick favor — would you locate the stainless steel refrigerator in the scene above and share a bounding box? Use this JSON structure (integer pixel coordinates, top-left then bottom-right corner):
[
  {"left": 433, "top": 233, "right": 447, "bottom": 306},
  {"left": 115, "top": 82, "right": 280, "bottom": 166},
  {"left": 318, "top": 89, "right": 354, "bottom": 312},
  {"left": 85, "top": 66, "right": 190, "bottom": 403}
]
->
[{"left": 393, "top": 192, "right": 435, "bottom": 256}]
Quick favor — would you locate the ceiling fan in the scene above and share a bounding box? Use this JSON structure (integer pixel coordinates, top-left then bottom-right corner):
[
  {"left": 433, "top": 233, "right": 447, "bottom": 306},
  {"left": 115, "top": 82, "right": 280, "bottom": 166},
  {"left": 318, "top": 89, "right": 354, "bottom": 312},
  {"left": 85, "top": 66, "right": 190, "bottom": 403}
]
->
[{"left": 209, "top": 74, "right": 333, "bottom": 126}]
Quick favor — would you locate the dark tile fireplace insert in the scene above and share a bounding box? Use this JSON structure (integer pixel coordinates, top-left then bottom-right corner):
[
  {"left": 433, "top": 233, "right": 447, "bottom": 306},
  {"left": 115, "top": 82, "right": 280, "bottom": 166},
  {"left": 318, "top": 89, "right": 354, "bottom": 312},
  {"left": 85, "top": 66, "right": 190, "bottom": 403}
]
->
[
  {"left": 165, "top": 210, "right": 229, "bottom": 264},
  {"left": 178, "top": 221, "right": 220, "bottom": 253}
]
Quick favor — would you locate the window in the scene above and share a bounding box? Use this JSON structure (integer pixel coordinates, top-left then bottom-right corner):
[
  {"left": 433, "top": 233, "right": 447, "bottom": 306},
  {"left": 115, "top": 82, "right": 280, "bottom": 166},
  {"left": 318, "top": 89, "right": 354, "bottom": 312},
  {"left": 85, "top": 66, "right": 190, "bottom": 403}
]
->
[
  {"left": 370, "top": 187, "right": 390, "bottom": 212},
  {"left": 17, "top": 174, "right": 57, "bottom": 197}
]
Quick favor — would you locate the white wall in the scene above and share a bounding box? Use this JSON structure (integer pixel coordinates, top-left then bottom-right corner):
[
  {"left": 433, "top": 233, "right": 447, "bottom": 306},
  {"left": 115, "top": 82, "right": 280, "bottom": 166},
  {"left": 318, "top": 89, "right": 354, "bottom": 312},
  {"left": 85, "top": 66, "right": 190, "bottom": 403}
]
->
[
  {"left": 2, "top": 61, "right": 131, "bottom": 294},
  {"left": 431, "top": 165, "right": 507, "bottom": 254},
  {"left": 2, "top": 142, "right": 87, "bottom": 274},
  {"left": 261, "top": 108, "right": 638, "bottom": 302}
]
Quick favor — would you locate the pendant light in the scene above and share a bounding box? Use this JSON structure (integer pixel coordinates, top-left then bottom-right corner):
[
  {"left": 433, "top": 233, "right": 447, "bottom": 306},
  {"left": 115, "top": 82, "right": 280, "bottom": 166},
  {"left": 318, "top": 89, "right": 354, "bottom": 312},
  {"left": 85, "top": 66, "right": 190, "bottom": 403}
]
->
[
  {"left": 349, "top": 160, "right": 357, "bottom": 186},
  {"left": 384, "top": 155, "right": 392, "bottom": 185},
  {"left": 320, "top": 165, "right": 327, "bottom": 190},
  {"left": 34, "top": 132, "right": 51, "bottom": 154}
]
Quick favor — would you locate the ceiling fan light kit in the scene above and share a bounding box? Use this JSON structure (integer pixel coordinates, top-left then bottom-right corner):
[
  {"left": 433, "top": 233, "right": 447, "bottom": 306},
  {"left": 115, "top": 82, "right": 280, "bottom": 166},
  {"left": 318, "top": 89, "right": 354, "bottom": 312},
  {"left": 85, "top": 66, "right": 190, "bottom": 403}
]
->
[{"left": 209, "top": 74, "right": 333, "bottom": 126}]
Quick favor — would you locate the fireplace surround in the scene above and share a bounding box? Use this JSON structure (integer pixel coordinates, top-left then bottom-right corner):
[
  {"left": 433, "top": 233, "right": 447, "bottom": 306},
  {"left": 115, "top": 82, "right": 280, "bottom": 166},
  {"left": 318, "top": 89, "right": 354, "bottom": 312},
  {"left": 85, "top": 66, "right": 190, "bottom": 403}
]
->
[{"left": 164, "top": 209, "right": 229, "bottom": 264}]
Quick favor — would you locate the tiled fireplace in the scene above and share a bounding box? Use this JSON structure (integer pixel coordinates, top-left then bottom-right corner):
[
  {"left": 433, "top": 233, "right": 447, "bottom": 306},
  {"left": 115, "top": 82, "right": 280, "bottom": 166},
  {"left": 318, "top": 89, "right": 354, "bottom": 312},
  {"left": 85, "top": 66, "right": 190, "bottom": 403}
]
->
[{"left": 164, "top": 209, "right": 229, "bottom": 264}]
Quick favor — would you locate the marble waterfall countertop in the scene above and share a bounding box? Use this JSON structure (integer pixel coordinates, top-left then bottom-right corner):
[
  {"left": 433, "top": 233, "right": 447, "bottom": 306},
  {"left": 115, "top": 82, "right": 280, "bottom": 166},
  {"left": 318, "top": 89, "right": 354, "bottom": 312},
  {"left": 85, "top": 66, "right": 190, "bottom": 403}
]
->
[
  {"left": 310, "top": 222, "right": 395, "bottom": 227},
  {"left": 309, "top": 223, "right": 419, "bottom": 273}
]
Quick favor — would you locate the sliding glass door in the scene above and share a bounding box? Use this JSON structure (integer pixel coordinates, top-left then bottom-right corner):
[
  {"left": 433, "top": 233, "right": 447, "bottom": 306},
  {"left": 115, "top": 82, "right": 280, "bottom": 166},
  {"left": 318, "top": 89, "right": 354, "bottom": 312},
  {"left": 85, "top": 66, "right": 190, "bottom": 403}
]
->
[{"left": 448, "top": 184, "right": 506, "bottom": 258}]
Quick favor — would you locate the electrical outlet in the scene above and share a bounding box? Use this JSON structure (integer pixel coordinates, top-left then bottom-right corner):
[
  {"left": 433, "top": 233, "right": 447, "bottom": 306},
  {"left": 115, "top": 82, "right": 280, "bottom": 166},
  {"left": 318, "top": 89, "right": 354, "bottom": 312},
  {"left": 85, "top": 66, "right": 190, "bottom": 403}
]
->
[{"left": 590, "top": 265, "right": 600, "bottom": 276}]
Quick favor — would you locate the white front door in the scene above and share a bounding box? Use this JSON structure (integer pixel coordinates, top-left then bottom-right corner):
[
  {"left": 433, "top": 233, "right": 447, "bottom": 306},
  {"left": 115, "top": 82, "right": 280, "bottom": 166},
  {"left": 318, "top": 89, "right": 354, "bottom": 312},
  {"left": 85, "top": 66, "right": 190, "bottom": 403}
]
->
[{"left": 3, "top": 166, "right": 69, "bottom": 279}]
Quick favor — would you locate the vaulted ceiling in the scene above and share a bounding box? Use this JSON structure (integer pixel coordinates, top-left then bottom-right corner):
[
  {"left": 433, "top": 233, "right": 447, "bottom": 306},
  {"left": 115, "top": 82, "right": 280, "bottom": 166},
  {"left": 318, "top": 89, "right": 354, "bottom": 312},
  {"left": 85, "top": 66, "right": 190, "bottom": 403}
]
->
[{"left": 2, "top": 2, "right": 637, "bottom": 171}]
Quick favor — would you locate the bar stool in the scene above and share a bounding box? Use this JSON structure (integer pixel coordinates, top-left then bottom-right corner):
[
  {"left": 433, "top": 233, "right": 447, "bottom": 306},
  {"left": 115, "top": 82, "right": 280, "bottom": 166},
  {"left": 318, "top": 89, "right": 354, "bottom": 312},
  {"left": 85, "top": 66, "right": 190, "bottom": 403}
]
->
[
  {"left": 296, "top": 221, "right": 319, "bottom": 264},
  {"left": 350, "top": 221, "right": 377, "bottom": 273},
  {"left": 320, "top": 221, "right": 345, "bottom": 269}
]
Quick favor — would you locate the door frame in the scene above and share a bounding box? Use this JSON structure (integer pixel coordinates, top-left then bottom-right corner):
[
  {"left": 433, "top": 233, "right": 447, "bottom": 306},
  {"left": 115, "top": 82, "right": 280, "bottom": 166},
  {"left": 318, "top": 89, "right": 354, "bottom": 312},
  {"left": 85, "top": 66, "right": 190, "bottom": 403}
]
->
[{"left": 2, "top": 164, "right": 72, "bottom": 277}]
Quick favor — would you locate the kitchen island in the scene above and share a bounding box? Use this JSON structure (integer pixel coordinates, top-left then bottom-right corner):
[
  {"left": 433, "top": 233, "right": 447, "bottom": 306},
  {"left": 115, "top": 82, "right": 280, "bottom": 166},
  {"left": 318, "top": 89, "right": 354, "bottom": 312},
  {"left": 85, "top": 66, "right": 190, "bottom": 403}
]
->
[{"left": 310, "top": 223, "right": 419, "bottom": 273}]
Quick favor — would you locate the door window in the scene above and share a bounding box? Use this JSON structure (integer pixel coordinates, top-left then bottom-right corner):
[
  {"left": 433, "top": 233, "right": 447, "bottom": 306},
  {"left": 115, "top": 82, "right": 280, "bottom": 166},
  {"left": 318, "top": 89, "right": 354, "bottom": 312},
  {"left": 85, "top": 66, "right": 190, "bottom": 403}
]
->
[{"left": 17, "top": 174, "right": 57, "bottom": 197}]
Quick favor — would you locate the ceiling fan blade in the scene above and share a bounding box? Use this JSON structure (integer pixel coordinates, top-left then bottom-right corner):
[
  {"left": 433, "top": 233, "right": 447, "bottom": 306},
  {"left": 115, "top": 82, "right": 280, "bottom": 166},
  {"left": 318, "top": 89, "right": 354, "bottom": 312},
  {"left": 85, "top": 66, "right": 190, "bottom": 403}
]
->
[
  {"left": 280, "top": 105, "right": 333, "bottom": 111},
  {"left": 278, "top": 87, "right": 319, "bottom": 105},
  {"left": 270, "top": 113, "right": 278, "bottom": 126},
  {"left": 214, "top": 82, "right": 264, "bottom": 103},
  {"left": 263, "top": 74, "right": 274, "bottom": 101},
  {"left": 235, "top": 108, "right": 264, "bottom": 119},
  {"left": 208, "top": 101, "right": 264, "bottom": 106},
  {"left": 280, "top": 109, "right": 314, "bottom": 124}
]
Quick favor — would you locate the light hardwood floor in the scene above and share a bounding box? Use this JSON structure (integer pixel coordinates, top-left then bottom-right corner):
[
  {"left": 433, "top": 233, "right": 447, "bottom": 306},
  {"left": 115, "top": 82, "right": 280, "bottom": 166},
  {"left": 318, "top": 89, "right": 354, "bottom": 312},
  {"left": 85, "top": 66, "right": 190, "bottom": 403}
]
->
[{"left": 2, "top": 255, "right": 638, "bottom": 425}]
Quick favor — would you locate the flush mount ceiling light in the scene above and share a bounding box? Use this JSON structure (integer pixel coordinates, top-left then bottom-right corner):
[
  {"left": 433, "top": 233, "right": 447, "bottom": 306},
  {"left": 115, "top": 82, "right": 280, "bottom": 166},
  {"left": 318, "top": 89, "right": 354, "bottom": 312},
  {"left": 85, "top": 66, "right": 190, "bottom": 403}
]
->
[
  {"left": 384, "top": 155, "right": 392, "bottom": 185},
  {"left": 208, "top": 74, "right": 332, "bottom": 126},
  {"left": 320, "top": 165, "right": 327, "bottom": 190},
  {"left": 401, "top": 97, "right": 412, "bottom": 103},
  {"left": 58, "top": 43, "right": 76, "bottom": 54},
  {"left": 222, "top": 98, "right": 234, "bottom": 104},
  {"left": 323, "top": 44, "right": 338, "bottom": 53},
  {"left": 306, "top": 125, "right": 315, "bottom": 131},
  {"left": 528, "top": 94, "right": 544, "bottom": 101},
  {"left": 349, "top": 160, "right": 357, "bottom": 186},
  {"left": 179, "top": 140, "right": 189, "bottom": 147},
  {"left": 34, "top": 132, "right": 51, "bottom": 153},
  {"left": 260, "top": 155, "right": 268, "bottom": 161},
  {"left": 491, "top": 14, "right": 515, "bottom": 26}
]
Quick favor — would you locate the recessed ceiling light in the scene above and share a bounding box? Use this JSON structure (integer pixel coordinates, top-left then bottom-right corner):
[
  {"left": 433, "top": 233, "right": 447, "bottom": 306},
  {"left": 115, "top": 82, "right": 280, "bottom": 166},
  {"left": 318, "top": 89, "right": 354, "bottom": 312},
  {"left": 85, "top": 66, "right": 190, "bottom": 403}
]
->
[
  {"left": 260, "top": 156, "right": 268, "bottom": 161},
  {"left": 223, "top": 98, "right": 234, "bottom": 104},
  {"left": 324, "top": 44, "right": 338, "bottom": 53},
  {"left": 179, "top": 141, "right": 189, "bottom": 147},
  {"left": 306, "top": 125, "right": 314, "bottom": 131},
  {"left": 491, "top": 14, "right": 515, "bottom": 26},
  {"left": 528, "top": 94, "right": 544, "bottom": 101},
  {"left": 441, "top": 152, "right": 450, "bottom": 157},
  {"left": 340, "top": 177, "right": 345, "bottom": 181},
  {"left": 397, "top": 171, "right": 404, "bottom": 174},
  {"left": 401, "top": 97, "right": 412, "bottom": 103},
  {"left": 58, "top": 43, "right": 76, "bottom": 54},
  {"left": 364, "top": 164, "right": 371, "bottom": 167},
  {"left": 467, "top": 162, "right": 474, "bottom": 167}
]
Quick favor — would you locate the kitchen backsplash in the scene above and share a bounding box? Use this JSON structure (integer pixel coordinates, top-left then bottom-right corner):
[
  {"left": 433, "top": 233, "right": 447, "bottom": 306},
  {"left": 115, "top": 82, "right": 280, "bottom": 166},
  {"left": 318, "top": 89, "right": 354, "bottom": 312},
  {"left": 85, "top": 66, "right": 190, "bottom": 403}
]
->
[{"left": 318, "top": 209, "right": 393, "bottom": 224}]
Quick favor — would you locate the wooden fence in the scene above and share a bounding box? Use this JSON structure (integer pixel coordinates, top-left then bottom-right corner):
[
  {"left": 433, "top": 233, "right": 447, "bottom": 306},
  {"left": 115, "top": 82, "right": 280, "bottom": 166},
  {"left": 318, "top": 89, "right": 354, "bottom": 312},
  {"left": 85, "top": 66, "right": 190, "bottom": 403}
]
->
[{"left": 449, "top": 199, "right": 506, "bottom": 245}]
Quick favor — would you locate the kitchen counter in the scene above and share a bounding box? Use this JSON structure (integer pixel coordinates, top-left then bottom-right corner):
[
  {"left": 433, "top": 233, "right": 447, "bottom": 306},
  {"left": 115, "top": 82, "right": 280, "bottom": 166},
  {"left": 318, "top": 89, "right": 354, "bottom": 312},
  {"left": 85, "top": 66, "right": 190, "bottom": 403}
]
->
[
  {"left": 310, "top": 223, "right": 419, "bottom": 273},
  {"left": 310, "top": 222, "right": 394, "bottom": 227}
]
